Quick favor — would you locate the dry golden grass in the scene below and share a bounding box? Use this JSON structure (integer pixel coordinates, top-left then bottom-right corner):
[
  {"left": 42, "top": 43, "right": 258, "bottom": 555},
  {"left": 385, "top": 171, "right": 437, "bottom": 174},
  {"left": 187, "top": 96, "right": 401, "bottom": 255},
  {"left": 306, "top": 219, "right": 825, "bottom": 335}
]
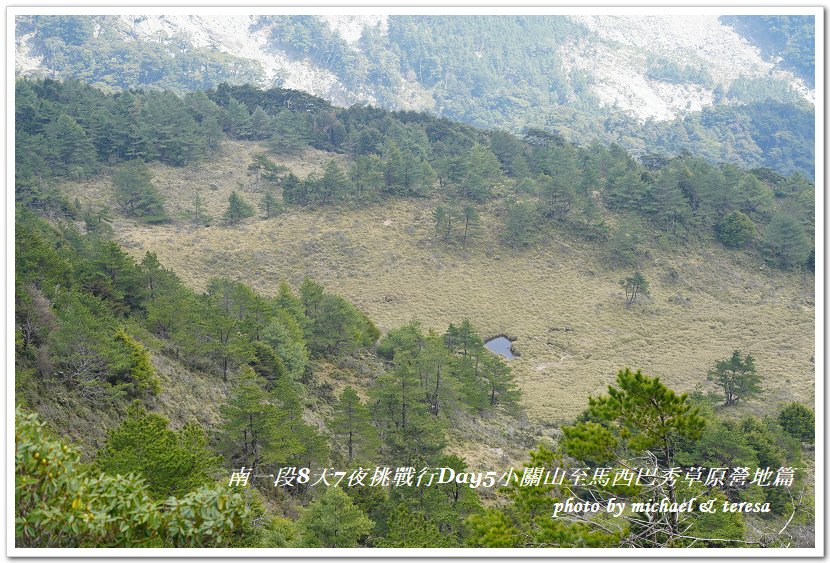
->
[{"left": 62, "top": 140, "right": 816, "bottom": 428}]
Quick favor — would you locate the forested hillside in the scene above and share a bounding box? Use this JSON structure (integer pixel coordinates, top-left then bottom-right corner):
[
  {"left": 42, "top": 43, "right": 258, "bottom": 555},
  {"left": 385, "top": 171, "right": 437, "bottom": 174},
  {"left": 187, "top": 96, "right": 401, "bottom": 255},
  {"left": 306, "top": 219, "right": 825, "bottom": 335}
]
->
[
  {"left": 722, "top": 15, "right": 815, "bottom": 87},
  {"left": 15, "top": 77, "right": 815, "bottom": 548},
  {"left": 15, "top": 14, "right": 816, "bottom": 177}
]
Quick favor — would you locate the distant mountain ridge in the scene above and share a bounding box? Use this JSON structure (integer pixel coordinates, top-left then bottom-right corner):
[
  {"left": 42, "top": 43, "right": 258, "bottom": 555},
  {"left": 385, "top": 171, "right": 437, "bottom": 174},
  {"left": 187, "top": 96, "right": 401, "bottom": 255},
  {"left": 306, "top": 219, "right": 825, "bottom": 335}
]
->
[{"left": 15, "top": 14, "right": 815, "bottom": 176}]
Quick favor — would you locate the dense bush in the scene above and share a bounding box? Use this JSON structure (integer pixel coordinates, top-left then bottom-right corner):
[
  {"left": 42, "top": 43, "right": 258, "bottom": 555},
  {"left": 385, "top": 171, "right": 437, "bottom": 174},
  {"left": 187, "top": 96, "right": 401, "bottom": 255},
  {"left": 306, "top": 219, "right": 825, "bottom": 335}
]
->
[{"left": 778, "top": 402, "right": 815, "bottom": 444}]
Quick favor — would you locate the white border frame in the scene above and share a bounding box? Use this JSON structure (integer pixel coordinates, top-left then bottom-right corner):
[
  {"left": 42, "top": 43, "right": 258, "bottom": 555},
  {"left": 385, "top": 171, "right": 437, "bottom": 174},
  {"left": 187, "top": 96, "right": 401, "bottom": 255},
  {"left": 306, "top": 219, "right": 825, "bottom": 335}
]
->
[{"left": 5, "top": 3, "right": 824, "bottom": 559}]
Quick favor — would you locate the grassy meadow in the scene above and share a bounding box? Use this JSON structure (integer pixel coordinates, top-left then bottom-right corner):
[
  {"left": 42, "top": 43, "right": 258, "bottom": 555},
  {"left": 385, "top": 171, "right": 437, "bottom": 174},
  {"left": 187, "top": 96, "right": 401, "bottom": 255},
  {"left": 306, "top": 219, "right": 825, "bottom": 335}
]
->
[{"left": 64, "top": 140, "right": 816, "bottom": 428}]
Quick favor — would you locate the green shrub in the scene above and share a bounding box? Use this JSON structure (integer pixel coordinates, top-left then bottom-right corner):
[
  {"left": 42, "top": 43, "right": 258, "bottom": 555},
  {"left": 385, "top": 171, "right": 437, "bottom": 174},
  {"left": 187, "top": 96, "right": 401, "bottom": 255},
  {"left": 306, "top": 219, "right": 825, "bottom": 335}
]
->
[
  {"left": 716, "top": 211, "right": 756, "bottom": 249},
  {"left": 779, "top": 402, "right": 815, "bottom": 444},
  {"left": 16, "top": 408, "right": 256, "bottom": 548}
]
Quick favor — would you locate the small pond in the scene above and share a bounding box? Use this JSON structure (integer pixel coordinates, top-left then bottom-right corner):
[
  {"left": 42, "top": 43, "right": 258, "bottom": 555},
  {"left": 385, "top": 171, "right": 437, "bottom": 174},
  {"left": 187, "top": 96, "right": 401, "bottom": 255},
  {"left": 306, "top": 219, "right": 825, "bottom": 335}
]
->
[{"left": 485, "top": 336, "right": 515, "bottom": 360}]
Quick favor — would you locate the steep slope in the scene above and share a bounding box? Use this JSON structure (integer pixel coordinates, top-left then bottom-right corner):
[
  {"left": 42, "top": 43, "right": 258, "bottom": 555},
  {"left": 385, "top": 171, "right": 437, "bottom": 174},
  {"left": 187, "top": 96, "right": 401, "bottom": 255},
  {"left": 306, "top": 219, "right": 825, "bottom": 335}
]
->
[
  {"left": 15, "top": 14, "right": 815, "bottom": 175},
  {"left": 564, "top": 15, "right": 813, "bottom": 121}
]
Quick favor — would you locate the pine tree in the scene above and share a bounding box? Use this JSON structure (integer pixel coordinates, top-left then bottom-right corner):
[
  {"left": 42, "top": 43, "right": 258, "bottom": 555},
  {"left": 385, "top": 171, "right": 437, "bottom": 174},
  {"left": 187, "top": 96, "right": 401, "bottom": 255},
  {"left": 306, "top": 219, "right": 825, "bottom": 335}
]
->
[
  {"left": 349, "top": 155, "right": 384, "bottom": 200},
  {"left": 707, "top": 350, "right": 762, "bottom": 406},
  {"left": 371, "top": 351, "right": 445, "bottom": 465},
  {"left": 537, "top": 173, "right": 576, "bottom": 221},
  {"left": 224, "top": 97, "right": 252, "bottom": 140},
  {"left": 260, "top": 189, "right": 281, "bottom": 219},
  {"left": 198, "top": 298, "right": 254, "bottom": 382},
  {"left": 620, "top": 271, "right": 649, "bottom": 306},
  {"left": 383, "top": 140, "right": 405, "bottom": 195},
  {"left": 329, "top": 386, "right": 378, "bottom": 463},
  {"left": 480, "top": 354, "right": 520, "bottom": 411},
  {"left": 281, "top": 172, "right": 307, "bottom": 206},
  {"left": 269, "top": 111, "right": 310, "bottom": 154},
  {"left": 223, "top": 191, "right": 255, "bottom": 225},
  {"left": 314, "top": 159, "right": 349, "bottom": 205},
  {"left": 762, "top": 213, "right": 810, "bottom": 269},
  {"left": 778, "top": 402, "right": 815, "bottom": 444},
  {"left": 375, "top": 504, "right": 453, "bottom": 547},
  {"left": 275, "top": 280, "right": 311, "bottom": 333},
  {"left": 218, "top": 366, "right": 303, "bottom": 475},
  {"left": 736, "top": 174, "right": 774, "bottom": 219},
  {"left": 417, "top": 333, "right": 456, "bottom": 416},
  {"left": 696, "top": 166, "right": 736, "bottom": 222},
  {"left": 466, "top": 446, "right": 617, "bottom": 548},
  {"left": 559, "top": 369, "right": 710, "bottom": 545},
  {"left": 606, "top": 224, "right": 640, "bottom": 268},
  {"left": 458, "top": 143, "right": 502, "bottom": 201},
  {"left": 112, "top": 327, "right": 161, "bottom": 396},
  {"left": 43, "top": 113, "right": 97, "bottom": 177},
  {"left": 646, "top": 171, "right": 691, "bottom": 235},
  {"left": 113, "top": 160, "right": 167, "bottom": 223},
  {"left": 262, "top": 313, "right": 308, "bottom": 382},
  {"left": 201, "top": 113, "right": 224, "bottom": 152},
  {"left": 297, "top": 487, "right": 373, "bottom": 547},
  {"left": 502, "top": 200, "right": 535, "bottom": 249},
  {"left": 565, "top": 368, "right": 705, "bottom": 465},
  {"left": 96, "top": 404, "right": 218, "bottom": 498},
  {"left": 249, "top": 106, "right": 272, "bottom": 140},
  {"left": 461, "top": 204, "right": 479, "bottom": 244},
  {"left": 716, "top": 211, "right": 755, "bottom": 248},
  {"left": 190, "top": 190, "right": 212, "bottom": 226},
  {"left": 575, "top": 194, "right": 609, "bottom": 241},
  {"left": 607, "top": 170, "right": 648, "bottom": 211}
]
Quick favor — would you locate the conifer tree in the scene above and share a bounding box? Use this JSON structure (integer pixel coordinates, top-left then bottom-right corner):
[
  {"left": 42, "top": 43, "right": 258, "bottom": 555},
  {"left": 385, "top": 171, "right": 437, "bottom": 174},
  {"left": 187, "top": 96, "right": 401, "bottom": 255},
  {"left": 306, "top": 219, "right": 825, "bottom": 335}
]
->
[
  {"left": 707, "top": 350, "right": 762, "bottom": 406},
  {"left": 716, "top": 210, "right": 755, "bottom": 248},
  {"left": 502, "top": 200, "right": 535, "bottom": 249},
  {"left": 458, "top": 143, "right": 502, "bottom": 201},
  {"left": 281, "top": 172, "right": 307, "bottom": 206},
  {"left": 96, "top": 404, "right": 218, "bottom": 498},
  {"left": 480, "top": 354, "right": 520, "bottom": 411},
  {"left": 275, "top": 281, "right": 311, "bottom": 333},
  {"left": 537, "top": 172, "right": 576, "bottom": 220},
  {"left": 269, "top": 111, "right": 310, "bottom": 154},
  {"left": 466, "top": 446, "right": 618, "bottom": 548},
  {"left": 646, "top": 170, "right": 691, "bottom": 235},
  {"left": 297, "top": 487, "right": 373, "bottom": 548},
  {"left": 370, "top": 351, "right": 445, "bottom": 465},
  {"left": 314, "top": 159, "right": 349, "bottom": 205},
  {"left": 417, "top": 333, "right": 456, "bottom": 416},
  {"left": 375, "top": 504, "right": 453, "bottom": 547},
  {"left": 218, "top": 366, "right": 303, "bottom": 475},
  {"left": 249, "top": 106, "right": 272, "bottom": 140},
  {"left": 461, "top": 204, "right": 479, "bottom": 244},
  {"left": 190, "top": 190, "right": 212, "bottom": 226},
  {"left": 607, "top": 170, "right": 648, "bottom": 211},
  {"left": 349, "top": 155, "right": 384, "bottom": 200},
  {"left": 112, "top": 327, "right": 162, "bottom": 396},
  {"left": 620, "top": 270, "right": 649, "bottom": 306},
  {"left": 329, "top": 386, "right": 378, "bottom": 463},
  {"left": 201, "top": 113, "right": 225, "bottom": 152},
  {"left": 113, "top": 160, "right": 167, "bottom": 223},
  {"left": 224, "top": 191, "right": 255, "bottom": 225},
  {"left": 762, "top": 213, "right": 810, "bottom": 269},
  {"left": 44, "top": 113, "right": 97, "bottom": 177},
  {"left": 260, "top": 189, "right": 280, "bottom": 218},
  {"left": 606, "top": 224, "right": 640, "bottom": 268},
  {"left": 558, "top": 370, "right": 719, "bottom": 546},
  {"left": 224, "top": 96, "right": 252, "bottom": 140}
]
